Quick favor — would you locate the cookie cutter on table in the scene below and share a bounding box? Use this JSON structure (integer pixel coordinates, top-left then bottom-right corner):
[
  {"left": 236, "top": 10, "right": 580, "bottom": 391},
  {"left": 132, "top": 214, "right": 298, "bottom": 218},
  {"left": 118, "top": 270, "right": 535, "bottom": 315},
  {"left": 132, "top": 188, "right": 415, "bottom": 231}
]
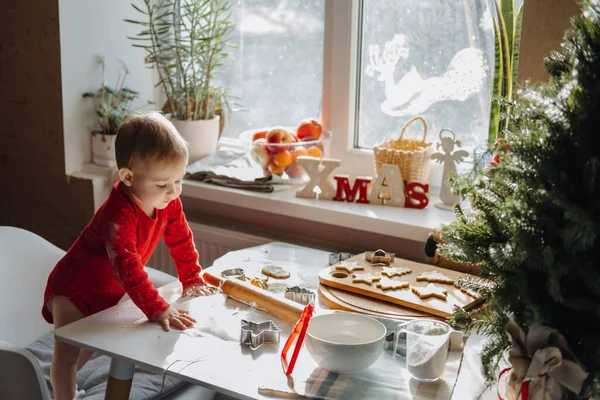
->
[
  {"left": 284, "top": 286, "right": 315, "bottom": 305},
  {"left": 328, "top": 252, "right": 353, "bottom": 266},
  {"left": 240, "top": 319, "right": 281, "bottom": 350},
  {"left": 221, "top": 268, "right": 246, "bottom": 280}
]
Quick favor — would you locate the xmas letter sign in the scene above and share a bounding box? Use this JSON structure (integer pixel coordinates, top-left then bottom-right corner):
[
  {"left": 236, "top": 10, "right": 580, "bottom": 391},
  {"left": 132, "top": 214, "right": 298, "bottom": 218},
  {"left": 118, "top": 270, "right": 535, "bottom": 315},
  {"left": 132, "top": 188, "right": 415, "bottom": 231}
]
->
[{"left": 295, "top": 157, "right": 429, "bottom": 209}]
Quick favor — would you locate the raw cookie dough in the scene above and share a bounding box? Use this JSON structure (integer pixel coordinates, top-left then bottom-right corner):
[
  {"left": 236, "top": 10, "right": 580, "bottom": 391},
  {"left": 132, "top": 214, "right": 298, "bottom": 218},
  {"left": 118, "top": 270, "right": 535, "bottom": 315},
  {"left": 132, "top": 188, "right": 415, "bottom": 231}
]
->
[
  {"left": 411, "top": 283, "right": 448, "bottom": 300},
  {"left": 376, "top": 278, "right": 410, "bottom": 291},
  {"left": 261, "top": 265, "right": 290, "bottom": 279},
  {"left": 381, "top": 266, "right": 412, "bottom": 278},
  {"left": 334, "top": 261, "right": 364, "bottom": 273},
  {"left": 352, "top": 273, "right": 381, "bottom": 285},
  {"left": 416, "top": 270, "right": 455, "bottom": 284}
]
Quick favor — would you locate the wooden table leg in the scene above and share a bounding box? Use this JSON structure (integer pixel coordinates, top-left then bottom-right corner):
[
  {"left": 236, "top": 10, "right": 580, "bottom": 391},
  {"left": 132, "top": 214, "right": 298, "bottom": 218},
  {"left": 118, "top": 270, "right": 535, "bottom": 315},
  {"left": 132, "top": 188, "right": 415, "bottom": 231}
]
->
[{"left": 105, "top": 358, "right": 134, "bottom": 400}]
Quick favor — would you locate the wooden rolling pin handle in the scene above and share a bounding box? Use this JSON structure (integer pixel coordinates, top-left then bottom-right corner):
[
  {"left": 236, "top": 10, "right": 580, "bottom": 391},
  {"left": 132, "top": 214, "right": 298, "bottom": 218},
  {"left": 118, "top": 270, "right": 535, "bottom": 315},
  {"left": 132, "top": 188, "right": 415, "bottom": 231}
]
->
[
  {"left": 202, "top": 270, "right": 224, "bottom": 288},
  {"left": 203, "top": 271, "right": 304, "bottom": 324}
]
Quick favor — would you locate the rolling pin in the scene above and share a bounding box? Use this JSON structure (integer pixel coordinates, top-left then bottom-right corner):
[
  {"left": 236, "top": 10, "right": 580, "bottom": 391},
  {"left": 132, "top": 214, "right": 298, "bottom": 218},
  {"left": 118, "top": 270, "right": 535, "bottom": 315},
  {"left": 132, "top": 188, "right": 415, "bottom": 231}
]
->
[{"left": 202, "top": 270, "right": 305, "bottom": 324}]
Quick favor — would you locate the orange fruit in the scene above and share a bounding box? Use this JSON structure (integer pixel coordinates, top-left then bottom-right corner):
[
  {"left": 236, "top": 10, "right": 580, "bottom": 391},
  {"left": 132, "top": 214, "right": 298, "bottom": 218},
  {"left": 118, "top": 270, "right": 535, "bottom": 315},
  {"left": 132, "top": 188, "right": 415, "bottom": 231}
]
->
[
  {"left": 273, "top": 150, "right": 293, "bottom": 167},
  {"left": 297, "top": 119, "right": 322, "bottom": 140},
  {"left": 268, "top": 161, "right": 285, "bottom": 175},
  {"left": 292, "top": 146, "right": 309, "bottom": 162},
  {"left": 307, "top": 146, "right": 323, "bottom": 158},
  {"left": 252, "top": 130, "right": 268, "bottom": 141}
]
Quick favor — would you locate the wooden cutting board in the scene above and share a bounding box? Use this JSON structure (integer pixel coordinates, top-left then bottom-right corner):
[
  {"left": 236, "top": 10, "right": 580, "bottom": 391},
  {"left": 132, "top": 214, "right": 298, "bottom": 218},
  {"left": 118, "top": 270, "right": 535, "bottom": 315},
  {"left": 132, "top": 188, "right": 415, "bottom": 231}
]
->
[
  {"left": 318, "top": 253, "right": 485, "bottom": 318},
  {"left": 318, "top": 284, "right": 438, "bottom": 320}
]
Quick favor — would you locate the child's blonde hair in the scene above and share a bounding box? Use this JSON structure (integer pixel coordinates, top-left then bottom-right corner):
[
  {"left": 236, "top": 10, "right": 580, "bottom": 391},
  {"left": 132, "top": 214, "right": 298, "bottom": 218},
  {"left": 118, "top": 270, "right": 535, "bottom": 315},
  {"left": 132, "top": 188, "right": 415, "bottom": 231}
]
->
[{"left": 115, "top": 112, "right": 188, "bottom": 169}]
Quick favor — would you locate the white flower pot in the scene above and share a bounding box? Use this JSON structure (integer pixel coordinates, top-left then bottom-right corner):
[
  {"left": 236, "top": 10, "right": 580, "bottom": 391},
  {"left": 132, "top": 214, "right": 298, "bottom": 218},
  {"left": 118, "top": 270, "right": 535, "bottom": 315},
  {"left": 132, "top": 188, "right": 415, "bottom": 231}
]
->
[
  {"left": 91, "top": 132, "right": 117, "bottom": 168},
  {"left": 172, "top": 116, "right": 220, "bottom": 163}
]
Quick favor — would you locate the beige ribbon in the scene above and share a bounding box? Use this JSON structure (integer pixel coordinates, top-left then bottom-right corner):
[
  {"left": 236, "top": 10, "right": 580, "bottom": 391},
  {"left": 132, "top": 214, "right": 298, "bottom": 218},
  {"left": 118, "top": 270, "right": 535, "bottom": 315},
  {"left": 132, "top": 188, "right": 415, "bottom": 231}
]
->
[{"left": 505, "top": 319, "right": 589, "bottom": 400}]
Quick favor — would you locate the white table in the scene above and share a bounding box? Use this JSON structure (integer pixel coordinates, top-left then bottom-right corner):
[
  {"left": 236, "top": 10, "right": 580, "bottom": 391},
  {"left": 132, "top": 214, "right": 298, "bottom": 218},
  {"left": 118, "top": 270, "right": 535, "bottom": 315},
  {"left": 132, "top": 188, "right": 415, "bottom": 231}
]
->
[{"left": 54, "top": 242, "right": 496, "bottom": 400}]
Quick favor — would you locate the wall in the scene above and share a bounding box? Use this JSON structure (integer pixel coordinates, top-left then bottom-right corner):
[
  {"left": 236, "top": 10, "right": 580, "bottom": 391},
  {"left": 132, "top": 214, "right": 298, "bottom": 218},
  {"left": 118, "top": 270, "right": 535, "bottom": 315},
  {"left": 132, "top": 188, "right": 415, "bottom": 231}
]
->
[
  {"left": 59, "top": 0, "right": 157, "bottom": 175},
  {"left": 0, "top": 0, "right": 94, "bottom": 250},
  {"left": 0, "top": 0, "right": 156, "bottom": 250},
  {"left": 518, "top": 0, "right": 581, "bottom": 83}
]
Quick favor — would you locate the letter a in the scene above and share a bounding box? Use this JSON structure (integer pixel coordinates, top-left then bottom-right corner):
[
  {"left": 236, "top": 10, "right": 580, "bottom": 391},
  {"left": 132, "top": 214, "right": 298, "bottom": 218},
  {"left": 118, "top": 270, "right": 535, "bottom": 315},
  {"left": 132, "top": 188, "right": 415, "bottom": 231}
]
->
[{"left": 368, "top": 164, "right": 406, "bottom": 207}]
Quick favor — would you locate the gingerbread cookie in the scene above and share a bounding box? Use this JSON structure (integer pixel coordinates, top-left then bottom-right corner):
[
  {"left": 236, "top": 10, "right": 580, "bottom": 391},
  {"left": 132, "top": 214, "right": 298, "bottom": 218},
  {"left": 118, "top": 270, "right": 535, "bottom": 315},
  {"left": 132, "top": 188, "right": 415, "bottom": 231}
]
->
[
  {"left": 454, "top": 282, "right": 483, "bottom": 300},
  {"left": 411, "top": 283, "right": 448, "bottom": 300},
  {"left": 261, "top": 265, "right": 290, "bottom": 279},
  {"left": 416, "top": 270, "right": 454, "bottom": 284},
  {"left": 334, "top": 261, "right": 364, "bottom": 274},
  {"left": 381, "top": 266, "right": 412, "bottom": 278},
  {"left": 376, "top": 278, "right": 409, "bottom": 291},
  {"left": 352, "top": 273, "right": 381, "bottom": 285}
]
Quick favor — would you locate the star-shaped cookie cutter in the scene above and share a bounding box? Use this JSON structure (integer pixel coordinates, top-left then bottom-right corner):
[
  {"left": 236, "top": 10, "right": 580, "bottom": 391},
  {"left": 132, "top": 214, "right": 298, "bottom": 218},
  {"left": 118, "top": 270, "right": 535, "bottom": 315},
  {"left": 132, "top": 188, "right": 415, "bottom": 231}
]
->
[
  {"left": 284, "top": 286, "right": 316, "bottom": 305},
  {"left": 365, "top": 249, "right": 395, "bottom": 266},
  {"left": 240, "top": 319, "right": 281, "bottom": 350}
]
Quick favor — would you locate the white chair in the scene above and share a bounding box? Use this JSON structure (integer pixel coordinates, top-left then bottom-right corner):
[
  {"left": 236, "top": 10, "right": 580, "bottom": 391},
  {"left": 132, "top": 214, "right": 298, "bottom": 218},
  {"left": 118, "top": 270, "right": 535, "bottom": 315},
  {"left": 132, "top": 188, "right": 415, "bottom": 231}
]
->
[{"left": 0, "top": 226, "right": 223, "bottom": 400}]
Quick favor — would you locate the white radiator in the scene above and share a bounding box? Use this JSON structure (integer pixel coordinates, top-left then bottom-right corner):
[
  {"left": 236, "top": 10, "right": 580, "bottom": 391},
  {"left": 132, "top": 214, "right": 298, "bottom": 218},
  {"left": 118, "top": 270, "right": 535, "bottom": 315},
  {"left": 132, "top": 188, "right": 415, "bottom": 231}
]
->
[
  {"left": 147, "top": 221, "right": 358, "bottom": 277},
  {"left": 148, "top": 222, "right": 272, "bottom": 276}
]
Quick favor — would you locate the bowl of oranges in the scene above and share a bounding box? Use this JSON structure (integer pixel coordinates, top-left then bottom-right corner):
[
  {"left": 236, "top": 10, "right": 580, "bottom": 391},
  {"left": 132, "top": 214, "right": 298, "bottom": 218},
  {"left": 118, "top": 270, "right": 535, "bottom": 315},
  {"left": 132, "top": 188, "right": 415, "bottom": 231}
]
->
[{"left": 239, "top": 119, "right": 332, "bottom": 179}]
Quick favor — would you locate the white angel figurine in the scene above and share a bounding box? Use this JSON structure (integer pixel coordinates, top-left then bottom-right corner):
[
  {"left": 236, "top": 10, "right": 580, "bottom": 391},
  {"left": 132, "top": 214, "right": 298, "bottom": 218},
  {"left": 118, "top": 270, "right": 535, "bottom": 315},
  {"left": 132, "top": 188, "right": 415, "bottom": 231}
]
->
[{"left": 431, "top": 129, "right": 469, "bottom": 208}]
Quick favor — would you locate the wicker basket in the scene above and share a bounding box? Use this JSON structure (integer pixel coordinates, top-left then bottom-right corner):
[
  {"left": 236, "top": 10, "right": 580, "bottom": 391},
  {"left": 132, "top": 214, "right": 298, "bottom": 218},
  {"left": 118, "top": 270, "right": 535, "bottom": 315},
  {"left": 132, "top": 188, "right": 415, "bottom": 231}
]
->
[{"left": 373, "top": 116, "right": 433, "bottom": 183}]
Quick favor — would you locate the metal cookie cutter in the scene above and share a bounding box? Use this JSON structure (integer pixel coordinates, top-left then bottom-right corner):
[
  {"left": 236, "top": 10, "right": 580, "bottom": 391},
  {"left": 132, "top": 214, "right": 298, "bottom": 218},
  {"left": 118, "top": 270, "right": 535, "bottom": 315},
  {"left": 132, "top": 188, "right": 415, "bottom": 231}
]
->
[
  {"left": 365, "top": 249, "right": 395, "bottom": 266},
  {"left": 284, "top": 286, "right": 316, "bottom": 305},
  {"left": 240, "top": 319, "right": 281, "bottom": 350},
  {"left": 328, "top": 252, "right": 353, "bottom": 265},
  {"left": 221, "top": 268, "right": 246, "bottom": 280}
]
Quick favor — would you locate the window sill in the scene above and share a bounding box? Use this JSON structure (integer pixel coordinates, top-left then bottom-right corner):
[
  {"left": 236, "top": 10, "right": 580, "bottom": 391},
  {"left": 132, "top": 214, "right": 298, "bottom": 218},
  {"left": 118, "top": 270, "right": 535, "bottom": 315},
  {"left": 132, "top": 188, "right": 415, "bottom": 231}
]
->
[{"left": 181, "top": 179, "right": 456, "bottom": 243}]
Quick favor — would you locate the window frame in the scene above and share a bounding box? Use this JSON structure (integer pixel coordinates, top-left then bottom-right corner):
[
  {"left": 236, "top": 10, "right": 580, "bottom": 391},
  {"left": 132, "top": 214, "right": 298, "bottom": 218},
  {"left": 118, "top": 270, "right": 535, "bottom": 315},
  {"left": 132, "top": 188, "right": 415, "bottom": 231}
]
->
[
  {"left": 221, "top": 0, "right": 483, "bottom": 191},
  {"left": 322, "top": 0, "right": 444, "bottom": 189}
]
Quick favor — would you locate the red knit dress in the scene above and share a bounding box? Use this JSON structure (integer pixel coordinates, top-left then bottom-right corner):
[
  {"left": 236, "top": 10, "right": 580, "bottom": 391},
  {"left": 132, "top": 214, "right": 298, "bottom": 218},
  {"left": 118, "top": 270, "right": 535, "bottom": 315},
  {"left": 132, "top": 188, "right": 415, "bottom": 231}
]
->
[{"left": 42, "top": 181, "right": 204, "bottom": 323}]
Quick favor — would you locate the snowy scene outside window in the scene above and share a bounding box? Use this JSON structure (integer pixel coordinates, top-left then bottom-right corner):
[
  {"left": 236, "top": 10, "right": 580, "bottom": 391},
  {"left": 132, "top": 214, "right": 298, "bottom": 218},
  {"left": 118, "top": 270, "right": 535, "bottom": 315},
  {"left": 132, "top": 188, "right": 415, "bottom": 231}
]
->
[
  {"left": 217, "top": 0, "right": 325, "bottom": 138},
  {"left": 359, "top": 0, "right": 496, "bottom": 151}
]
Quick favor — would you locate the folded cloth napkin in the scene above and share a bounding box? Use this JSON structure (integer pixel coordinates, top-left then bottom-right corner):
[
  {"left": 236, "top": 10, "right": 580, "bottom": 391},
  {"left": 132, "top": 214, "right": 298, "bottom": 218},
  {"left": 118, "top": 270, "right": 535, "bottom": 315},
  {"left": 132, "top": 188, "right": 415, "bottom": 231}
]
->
[{"left": 186, "top": 171, "right": 278, "bottom": 193}]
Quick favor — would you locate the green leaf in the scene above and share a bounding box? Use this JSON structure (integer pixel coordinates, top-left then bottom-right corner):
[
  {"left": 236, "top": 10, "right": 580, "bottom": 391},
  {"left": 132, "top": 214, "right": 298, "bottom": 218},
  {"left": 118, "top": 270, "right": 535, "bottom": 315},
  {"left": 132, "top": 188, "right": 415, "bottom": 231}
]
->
[
  {"left": 511, "top": 4, "right": 524, "bottom": 86},
  {"left": 123, "top": 18, "right": 148, "bottom": 26},
  {"left": 501, "top": 0, "right": 515, "bottom": 61},
  {"left": 103, "top": 86, "right": 116, "bottom": 95},
  {"left": 121, "top": 87, "right": 139, "bottom": 94},
  {"left": 489, "top": 19, "right": 504, "bottom": 148},
  {"left": 82, "top": 92, "right": 97, "bottom": 98},
  {"left": 130, "top": 3, "right": 148, "bottom": 15},
  {"left": 96, "top": 109, "right": 108, "bottom": 118}
]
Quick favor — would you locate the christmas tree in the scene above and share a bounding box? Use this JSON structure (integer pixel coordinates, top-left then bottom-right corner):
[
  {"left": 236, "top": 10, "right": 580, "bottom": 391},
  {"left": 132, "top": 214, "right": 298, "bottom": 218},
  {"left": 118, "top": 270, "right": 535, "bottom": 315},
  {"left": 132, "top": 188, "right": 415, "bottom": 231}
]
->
[{"left": 437, "top": 0, "right": 600, "bottom": 397}]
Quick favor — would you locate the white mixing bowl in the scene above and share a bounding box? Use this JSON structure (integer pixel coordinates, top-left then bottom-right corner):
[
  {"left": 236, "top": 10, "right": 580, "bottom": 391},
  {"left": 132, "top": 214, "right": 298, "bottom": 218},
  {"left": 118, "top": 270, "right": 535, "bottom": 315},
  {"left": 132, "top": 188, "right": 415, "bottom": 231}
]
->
[{"left": 304, "top": 312, "right": 386, "bottom": 374}]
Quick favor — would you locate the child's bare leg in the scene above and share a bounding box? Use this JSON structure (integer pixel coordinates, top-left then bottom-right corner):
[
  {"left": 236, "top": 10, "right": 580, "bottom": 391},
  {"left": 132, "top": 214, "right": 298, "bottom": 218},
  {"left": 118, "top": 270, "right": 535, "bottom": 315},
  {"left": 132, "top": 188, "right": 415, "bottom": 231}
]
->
[
  {"left": 76, "top": 348, "right": 93, "bottom": 371},
  {"left": 49, "top": 296, "right": 85, "bottom": 400}
]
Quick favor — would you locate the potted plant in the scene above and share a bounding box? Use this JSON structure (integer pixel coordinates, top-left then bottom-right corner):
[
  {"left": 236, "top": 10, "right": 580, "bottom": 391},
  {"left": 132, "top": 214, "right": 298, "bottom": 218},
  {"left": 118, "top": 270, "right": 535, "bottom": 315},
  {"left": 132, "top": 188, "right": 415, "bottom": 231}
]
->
[
  {"left": 83, "top": 57, "right": 139, "bottom": 167},
  {"left": 126, "top": 0, "right": 235, "bottom": 162}
]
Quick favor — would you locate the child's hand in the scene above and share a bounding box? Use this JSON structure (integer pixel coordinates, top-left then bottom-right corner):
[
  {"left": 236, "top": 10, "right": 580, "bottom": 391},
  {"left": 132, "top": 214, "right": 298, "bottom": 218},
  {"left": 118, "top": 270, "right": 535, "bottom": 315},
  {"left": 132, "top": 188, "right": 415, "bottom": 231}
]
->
[
  {"left": 182, "top": 284, "right": 219, "bottom": 297},
  {"left": 155, "top": 306, "right": 196, "bottom": 331}
]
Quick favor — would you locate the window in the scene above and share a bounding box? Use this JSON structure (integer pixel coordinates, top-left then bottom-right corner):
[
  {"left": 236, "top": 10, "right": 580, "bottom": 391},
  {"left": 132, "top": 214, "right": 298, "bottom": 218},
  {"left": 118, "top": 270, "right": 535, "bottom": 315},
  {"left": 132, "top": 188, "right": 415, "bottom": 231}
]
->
[
  {"left": 358, "top": 0, "right": 494, "bottom": 151},
  {"left": 219, "top": 0, "right": 496, "bottom": 184},
  {"left": 218, "top": 0, "right": 325, "bottom": 138}
]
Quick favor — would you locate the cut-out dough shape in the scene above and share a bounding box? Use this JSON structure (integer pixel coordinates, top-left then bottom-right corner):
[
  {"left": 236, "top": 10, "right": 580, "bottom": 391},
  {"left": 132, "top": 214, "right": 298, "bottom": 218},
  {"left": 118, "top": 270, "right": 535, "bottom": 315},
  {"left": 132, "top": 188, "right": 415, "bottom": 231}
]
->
[
  {"left": 376, "top": 278, "right": 410, "bottom": 291},
  {"left": 381, "top": 266, "right": 412, "bottom": 278},
  {"left": 416, "top": 270, "right": 455, "bottom": 284},
  {"left": 411, "top": 283, "right": 448, "bottom": 300},
  {"left": 352, "top": 273, "right": 382, "bottom": 285},
  {"left": 454, "top": 282, "right": 483, "bottom": 300},
  {"left": 334, "top": 261, "right": 365, "bottom": 274}
]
